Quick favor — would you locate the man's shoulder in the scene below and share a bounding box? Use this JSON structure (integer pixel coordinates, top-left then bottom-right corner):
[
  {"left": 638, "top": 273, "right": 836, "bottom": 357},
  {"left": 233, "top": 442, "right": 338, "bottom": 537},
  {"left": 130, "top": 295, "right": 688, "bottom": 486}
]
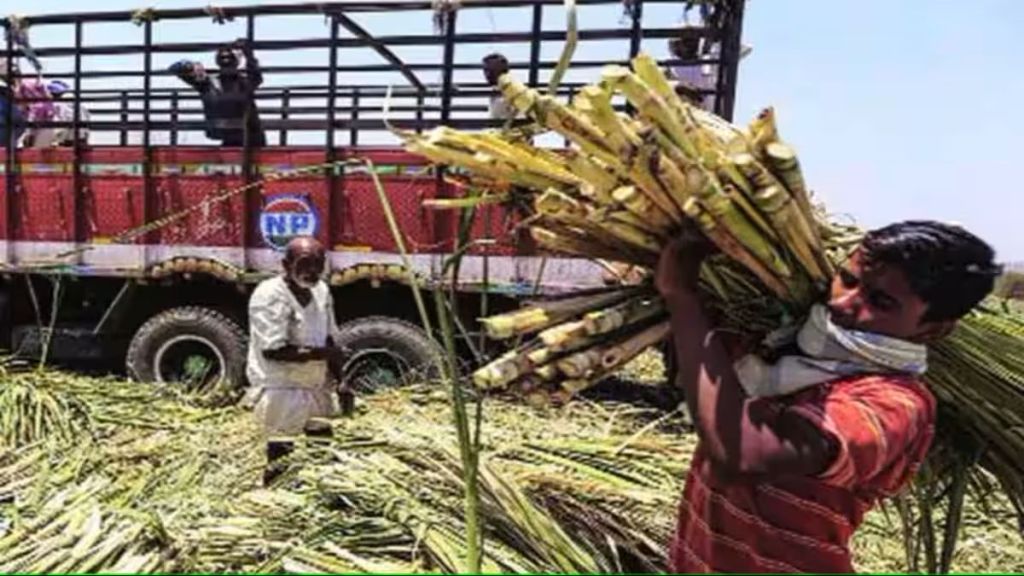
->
[
  {"left": 802, "top": 373, "right": 937, "bottom": 432},
  {"left": 828, "top": 373, "right": 934, "bottom": 405},
  {"left": 251, "top": 276, "right": 287, "bottom": 303}
]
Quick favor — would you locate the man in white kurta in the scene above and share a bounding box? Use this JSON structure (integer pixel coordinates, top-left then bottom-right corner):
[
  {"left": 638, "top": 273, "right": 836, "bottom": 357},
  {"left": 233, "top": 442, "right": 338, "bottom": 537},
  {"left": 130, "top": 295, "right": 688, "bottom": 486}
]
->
[{"left": 244, "top": 236, "right": 347, "bottom": 485}]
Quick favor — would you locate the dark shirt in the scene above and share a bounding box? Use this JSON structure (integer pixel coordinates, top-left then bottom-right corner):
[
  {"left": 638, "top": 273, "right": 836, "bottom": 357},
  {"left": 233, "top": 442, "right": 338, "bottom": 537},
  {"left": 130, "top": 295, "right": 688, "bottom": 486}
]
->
[
  {"left": 187, "top": 57, "right": 265, "bottom": 147},
  {"left": 0, "top": 86, "right": 26, "bottom": 145}
]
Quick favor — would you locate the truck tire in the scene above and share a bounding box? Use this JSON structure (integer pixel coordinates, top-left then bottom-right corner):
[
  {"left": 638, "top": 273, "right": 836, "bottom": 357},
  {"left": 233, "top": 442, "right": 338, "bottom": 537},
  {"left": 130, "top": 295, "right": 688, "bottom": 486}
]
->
[
  {"left": 126, "top": 306, "right": 247, "bottom": 393},
  {"left": 333, "top": 316, "right": 442, "bottom": 393}
]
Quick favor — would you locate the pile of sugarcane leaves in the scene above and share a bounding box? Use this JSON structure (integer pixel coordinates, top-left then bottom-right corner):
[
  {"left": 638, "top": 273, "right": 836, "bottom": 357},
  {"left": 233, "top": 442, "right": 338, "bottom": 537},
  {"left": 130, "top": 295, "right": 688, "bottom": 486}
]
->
[{"left": 0, "top": 361, "right": 1021, "bottom": 573}]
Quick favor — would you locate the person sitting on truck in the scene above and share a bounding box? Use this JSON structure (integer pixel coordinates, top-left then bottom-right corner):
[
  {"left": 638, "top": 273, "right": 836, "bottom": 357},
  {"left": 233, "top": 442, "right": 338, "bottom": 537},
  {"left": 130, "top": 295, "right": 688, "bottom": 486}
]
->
[
  {"left": 171, "top": 39, "right": 266, "bottom": 147},
  {"left": 0, "top": 68, "right": 26, "bottom": 147},
  {"left": 655, "top": 220, "right": 1000, "bottom": 573},
  {"left": 32, "top": 80, "right": 90, "bottom": 147},
  {"left": 483, "top": 52, "right": 516, "bottom": 121},
  {"left": 243, "top": 236, "right": 352, "bottom": 486},
  {"left": 0, "top": 59, "right": 55, "bottom": 147},
  {"left": 668, "top": 30, "right": 718, "bottom": 111}
]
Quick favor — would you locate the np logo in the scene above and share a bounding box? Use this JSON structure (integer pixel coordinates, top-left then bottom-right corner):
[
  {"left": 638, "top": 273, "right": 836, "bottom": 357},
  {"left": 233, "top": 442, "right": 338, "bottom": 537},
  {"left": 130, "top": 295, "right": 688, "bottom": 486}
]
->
[{"left": 259, "top": 194, "right": 319, "bottom": 250}]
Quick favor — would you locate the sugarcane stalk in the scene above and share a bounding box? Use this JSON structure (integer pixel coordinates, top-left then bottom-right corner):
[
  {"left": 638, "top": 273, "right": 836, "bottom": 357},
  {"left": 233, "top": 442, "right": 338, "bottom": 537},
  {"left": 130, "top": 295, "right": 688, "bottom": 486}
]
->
[
  {"left": 605, "top": 208, "right": 668, "bottom": 237},
  {"left": 564, "top": 151, "right": 620, "bottom": 204},
  {"left": 539, "top": 320, "right": 589, "bottom": 351},
  {"left": 531, "top": 226, "right": 654, "bottom": 267},
  {"left": 610, "top": 186, "right": 674, "bottom": 235},
  {"left": 573, "top": 85, "right": 642, "bottom": 158},
  {"left": 683, "top": 197, "right": 792, "bottom": 299},
  {"left": 750, "top": 185, "right": 829, "bottom": 284},
  {"left": 584, "top": 297, "right": 666, "bottom": 336},
  {"left": 480, "top": 288, "right": 639, "bottom": 340},
  {"left": 600, "top": 321, "right": 671, "bottom": 370},
  {"left": 601, "top": 65, "right": 706, "bottom": 162},
  {"left": 700, "top": 192, "right": 795, "bottom": 282},
  {"left": 432, "top": 288, "right": 483, "bottom": 573},
  {"left": 763, "top": 142, "right": 811, "bottom": 217},
  {"left": 748, "top": 107, "right": 779, "bottom": 158}
]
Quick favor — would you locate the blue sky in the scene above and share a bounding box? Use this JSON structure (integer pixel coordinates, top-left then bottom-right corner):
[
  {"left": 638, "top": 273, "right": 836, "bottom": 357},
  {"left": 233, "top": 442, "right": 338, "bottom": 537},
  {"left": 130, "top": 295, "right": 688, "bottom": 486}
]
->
[{"left": 7, "top": 0, "right": 1023, "bottom": 260}]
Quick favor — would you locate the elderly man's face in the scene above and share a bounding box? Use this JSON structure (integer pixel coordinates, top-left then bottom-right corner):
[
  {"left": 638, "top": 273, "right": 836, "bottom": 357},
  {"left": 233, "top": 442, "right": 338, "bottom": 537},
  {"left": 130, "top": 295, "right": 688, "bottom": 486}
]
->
[
  {"left": 282, "top": 237, "right": 326, "bottom": 291},
  {"left": 285, "top": 253, "right": 324, "bottom": 290}
]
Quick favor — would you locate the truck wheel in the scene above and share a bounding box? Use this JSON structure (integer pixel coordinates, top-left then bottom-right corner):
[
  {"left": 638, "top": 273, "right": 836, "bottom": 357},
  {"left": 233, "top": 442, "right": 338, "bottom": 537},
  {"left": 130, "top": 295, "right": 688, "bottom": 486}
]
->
[
  {"left": 333, "top": 317, "right": 442, "bottom": 393},
  {"left": 126, "top": 306, "right": 247, "bottom": 393}
]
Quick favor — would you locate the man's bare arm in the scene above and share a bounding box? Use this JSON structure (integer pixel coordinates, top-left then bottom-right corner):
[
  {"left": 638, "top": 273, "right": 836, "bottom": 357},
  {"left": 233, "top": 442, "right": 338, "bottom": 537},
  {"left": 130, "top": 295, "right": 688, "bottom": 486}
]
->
[{"left": 657, "top": 232, "right": 836, "bottom": 476}]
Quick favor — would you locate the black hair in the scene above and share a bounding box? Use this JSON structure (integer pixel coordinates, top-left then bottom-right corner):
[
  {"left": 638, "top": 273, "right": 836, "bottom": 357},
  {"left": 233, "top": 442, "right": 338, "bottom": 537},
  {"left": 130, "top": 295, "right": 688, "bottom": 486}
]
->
[
  {"left": 860, "top": 220, "right": 1001, "bottom": 321},
  {"left": 669, "top": 36, "right": 701, "bottom": 59},
  {"left": 483, "top": 53, "right": 509, "bottom": 66},
  {"left": 482, "top": 53, "right": 510, "bottom": 85}
]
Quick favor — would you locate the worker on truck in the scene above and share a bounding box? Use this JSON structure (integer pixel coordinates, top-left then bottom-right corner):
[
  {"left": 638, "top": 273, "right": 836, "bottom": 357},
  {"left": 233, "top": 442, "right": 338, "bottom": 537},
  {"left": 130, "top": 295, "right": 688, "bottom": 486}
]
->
[
  {"left": 668, "top": 31, "right": 718, "bottom": 111},
  {"left": 0, "top": 64, "right": 25, "bottom": 146},
  {"left": 243, "top": 236, "right": 352, "bottom": 486},
  {"left": 171, "top": 38, "right": 266, "bottom": 147},
  {"left": 483, "top": 53, "right": 515, "bottom": 121},
  {"left": 655, "top": 220, "right": 999, "bottom": 572}
]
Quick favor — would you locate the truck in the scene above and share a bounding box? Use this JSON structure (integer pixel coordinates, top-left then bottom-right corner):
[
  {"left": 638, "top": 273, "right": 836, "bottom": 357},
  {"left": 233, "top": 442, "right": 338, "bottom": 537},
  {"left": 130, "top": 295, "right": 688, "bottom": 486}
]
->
[{"left": 0, "top": 0, "right": 745, "bottom": 393}]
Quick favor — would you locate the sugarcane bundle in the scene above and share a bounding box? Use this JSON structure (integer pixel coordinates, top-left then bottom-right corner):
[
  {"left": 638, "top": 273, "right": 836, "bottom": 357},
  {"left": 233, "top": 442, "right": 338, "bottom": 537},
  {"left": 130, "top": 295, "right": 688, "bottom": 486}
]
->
[
  {"left": 330, "top": 263, "right": 427, "bottom": 288},
  {"left": 149, "top": 257, "right": 242, "bottom": 282},
  {"left": 399, "top": 54, "right": 1024, "bottom": 513},
  {"left": 398, "top": 53, "right": 848, "bottom": 400},
  {"left": 0, "top": 477, "right": 173, "bottom": 573},
  {"left": 0, "top": 369, "right": 92, "bottom": 448}
]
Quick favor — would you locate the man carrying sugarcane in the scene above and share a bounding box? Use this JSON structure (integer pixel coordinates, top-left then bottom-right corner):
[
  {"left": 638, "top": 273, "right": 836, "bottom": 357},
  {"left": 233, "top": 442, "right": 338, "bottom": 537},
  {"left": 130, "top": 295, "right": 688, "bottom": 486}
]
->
[
  {"left": 655, "top": 220, "right": 1000, "bottom": 573},
  {"left": 243, "top": 236, "right": 353, "bottom": 486}
]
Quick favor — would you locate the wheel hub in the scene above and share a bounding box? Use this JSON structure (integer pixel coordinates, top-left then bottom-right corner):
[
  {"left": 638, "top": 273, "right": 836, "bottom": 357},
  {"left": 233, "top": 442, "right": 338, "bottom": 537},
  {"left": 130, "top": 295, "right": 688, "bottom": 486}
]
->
[{"left": 153, "top": 334, "right": 226, "bottom": 391}]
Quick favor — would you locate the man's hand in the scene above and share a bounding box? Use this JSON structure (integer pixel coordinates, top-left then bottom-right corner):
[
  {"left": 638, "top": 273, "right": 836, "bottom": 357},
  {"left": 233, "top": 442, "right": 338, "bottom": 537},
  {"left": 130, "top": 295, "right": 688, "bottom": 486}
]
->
[{"left": 655, "top": 220, "right": 714, "bottom": 297}]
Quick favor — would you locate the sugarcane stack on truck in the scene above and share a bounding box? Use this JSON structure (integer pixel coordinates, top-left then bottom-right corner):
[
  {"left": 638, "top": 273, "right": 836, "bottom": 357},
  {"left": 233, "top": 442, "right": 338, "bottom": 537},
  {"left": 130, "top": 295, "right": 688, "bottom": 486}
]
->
[{"left": 0, "top": 1, "right": 740, "bottom": 393}]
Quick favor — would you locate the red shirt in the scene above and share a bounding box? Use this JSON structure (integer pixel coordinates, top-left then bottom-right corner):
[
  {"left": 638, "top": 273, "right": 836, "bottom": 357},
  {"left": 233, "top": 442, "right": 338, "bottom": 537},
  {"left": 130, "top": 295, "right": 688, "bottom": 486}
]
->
[{"left": 669, "top": 374, "right": 936, "bottom": 573}]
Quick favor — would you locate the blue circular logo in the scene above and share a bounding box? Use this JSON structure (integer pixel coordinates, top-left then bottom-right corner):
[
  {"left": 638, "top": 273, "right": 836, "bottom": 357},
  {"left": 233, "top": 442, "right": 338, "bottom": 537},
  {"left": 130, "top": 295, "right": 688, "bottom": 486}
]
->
[{"left": 259, "top": 194, "right": 319, "bottom": 251}]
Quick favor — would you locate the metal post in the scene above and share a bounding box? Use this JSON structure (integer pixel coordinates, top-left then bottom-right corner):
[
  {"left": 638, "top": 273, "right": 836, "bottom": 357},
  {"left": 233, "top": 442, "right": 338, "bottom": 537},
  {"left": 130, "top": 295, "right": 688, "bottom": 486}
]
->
[
  {"left": 629, "top": 0, "right": 644, "bottom": 58},
  {"left": 528, "top": 3, "right": 543, "bottom": 88},
  {"left": 243, "top": 13, "right": 256, "bottom": 179},
  {"left": 326, "top": 15, "right": 340, "bottom": 250},
  {"left": 72, "top": 18, "right": 84, "bottom": 246},
  {"left": 350, "top": 88, "right": 359, "bottom": 147},
  {"left": 439, "top": 10, "right": 457, "bottom": 125},
  {"left": 415, "top": 90, "right": 424, "bottom": 134},
  {"left": 169, "top": 90, "right": 179, "bottom": 146},
  {"left": 142, "top": 20, "right": 154, "bottom": 256},
  {"left": 327, "top": 16, "right": 338, "bottom": 154},
  {"left": 4, "top": 24, "right": 15, "bottom": 262},
  {"left": 119, "top": 90, "right": 129, "bottom": 146},
  {"left": 435, "top": 9, "right": 458, "bottom": 248},
  {"left": 280, "top": 87, "right": 290, "bottom": 145},
  {"left": 242, "top": 13, "right": 257, "bottom": 264},
  {"left": 626, "top": 0, "right": 644, "bottom": 116},
  {"left": 716, "top": 0, "right": 746, "bottom": 121}
]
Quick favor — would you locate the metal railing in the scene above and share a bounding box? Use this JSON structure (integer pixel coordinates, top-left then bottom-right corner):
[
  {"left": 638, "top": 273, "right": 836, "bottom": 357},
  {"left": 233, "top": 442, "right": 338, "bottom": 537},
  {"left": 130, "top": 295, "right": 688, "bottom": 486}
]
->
[{"left": 0, "top": 0, "right": 744, "bottom": 249}]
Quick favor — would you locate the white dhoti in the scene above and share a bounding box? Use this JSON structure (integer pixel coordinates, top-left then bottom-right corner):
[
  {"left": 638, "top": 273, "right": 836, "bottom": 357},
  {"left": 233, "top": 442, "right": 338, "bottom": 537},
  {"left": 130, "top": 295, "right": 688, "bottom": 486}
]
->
[{"left": 247, "top": 384, "right": 339, "bottom": 439}]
